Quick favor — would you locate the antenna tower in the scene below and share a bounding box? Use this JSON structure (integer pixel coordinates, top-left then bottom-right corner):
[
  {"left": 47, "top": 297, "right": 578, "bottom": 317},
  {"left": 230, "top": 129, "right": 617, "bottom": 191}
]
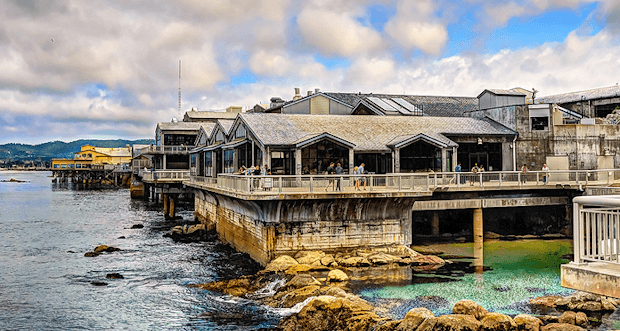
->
[{"left": 178, "top": 60, "right": 182, "bottom": 118}]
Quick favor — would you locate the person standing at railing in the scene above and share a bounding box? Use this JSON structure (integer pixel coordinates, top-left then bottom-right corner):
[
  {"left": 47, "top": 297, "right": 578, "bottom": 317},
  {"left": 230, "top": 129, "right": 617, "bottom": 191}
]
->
[
  {"left": 542, "top": 163, "right": 549, "bottom": 184},
  {"left": 261, "top": 164, "right": 271, "bottom": 191},
  {"left": 335, "top": 162, "right": 344, "bottom": 191},
  {"left": 359, "top": 163, "right": 367, "bottom": 190},
  {"left": 253, "top": 166, "right": 261, "bottom": 190},
  {"left": 353, "top": 166, "right": 360, "bottom": 190},
  {"left": 470, "top": 163, "right": 479, "bottom": 186},
  {"left": 325, "top": 162, "right": 335, "bottom": 191},
  {"left": 521, "top": 164, "right": 528, "bottom": 183}
]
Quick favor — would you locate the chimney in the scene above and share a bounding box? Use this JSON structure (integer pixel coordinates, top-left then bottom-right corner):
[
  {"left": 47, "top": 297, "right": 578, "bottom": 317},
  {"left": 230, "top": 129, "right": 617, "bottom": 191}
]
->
[
  {"left": 307, "top": 91, "right": 312, "bottom": 96},
  {"left": 293, "top": 88, "right": 301, "bottom": 101},
  {"left": 315, "top": 88, "right": 320, "bottom": 94}
]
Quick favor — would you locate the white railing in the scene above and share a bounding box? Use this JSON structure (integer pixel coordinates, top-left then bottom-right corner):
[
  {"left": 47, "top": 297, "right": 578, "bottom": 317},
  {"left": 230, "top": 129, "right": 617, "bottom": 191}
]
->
[
  {"left": 132, "top": 159, "right": 152, "bottom": 174},
  {"left": 573, "top": 196, "right": 620, "bottom": 265},
  {"left": 142, "top": 170, "right": 190, "bottom": 182},
  {"left": 135, "top": 145, "right": 192, "bottom": 155},
  {"left": 190, "top": 175, "right": 218, "bottom": 186}
]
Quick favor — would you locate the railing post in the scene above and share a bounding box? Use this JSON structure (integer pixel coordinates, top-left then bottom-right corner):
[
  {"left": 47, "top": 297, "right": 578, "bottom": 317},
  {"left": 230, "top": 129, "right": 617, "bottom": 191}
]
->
[
  {"left": 456, "top": 173, "right": 460, "bottom": 187},
  {"left": 426, "top": 175, "right": 430, "bottom": 190},
  {"left": 499, "top": 172, "right": 502, "bottom": 187},
  {"left": 279, "top": 177, "right": 282, "bottom": 193},
  {"left": 309, "top": 176, "right": 313, "bottom": 192},
  {"left": 518, "top": 173, "right": 522, "bottom": 186},
  {"left": 573, "top": 200, "right": 582, "bottom": 264},
  {"left": 479, "top": 173, "right": 483, "bottom": 187},
  {"left": 247, "top": 176, "right": 251, "bottom": 192},
  {"left": 398, "top": 175, "right": 402, "bottom": 191},
  {"left": 370, "top": 175, "right": 374, "bottom": 191}
]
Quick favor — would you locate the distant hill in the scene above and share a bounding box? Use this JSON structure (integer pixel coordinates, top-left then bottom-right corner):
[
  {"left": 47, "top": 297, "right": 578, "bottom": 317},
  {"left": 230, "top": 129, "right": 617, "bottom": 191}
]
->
[{"left": 0, "top": 139, "right": 155, "bottom": 160}]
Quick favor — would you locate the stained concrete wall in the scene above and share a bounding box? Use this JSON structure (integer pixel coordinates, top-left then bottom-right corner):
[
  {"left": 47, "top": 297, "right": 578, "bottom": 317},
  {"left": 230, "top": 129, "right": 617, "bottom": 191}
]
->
[{"left": 194, "top": 192, "right": 416, "bottom": 264}]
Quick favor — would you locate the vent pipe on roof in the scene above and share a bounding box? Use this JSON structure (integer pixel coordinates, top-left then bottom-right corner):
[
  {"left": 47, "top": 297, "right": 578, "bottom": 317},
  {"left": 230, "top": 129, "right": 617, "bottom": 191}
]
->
[
  {"left": 315, "top": 88, "right": 320, "bottom": 93},
  {"left": 293, "top": 88, "right": 301, "bottom": 101},
  {"left": 307, "top": 91, "right": 312, "bottom": 96}
]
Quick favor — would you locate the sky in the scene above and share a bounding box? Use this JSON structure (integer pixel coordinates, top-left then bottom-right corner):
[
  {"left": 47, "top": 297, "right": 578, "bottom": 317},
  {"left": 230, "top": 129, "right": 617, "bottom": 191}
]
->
[{"left": 1, "top": 0, "right": 620, "bottom": 144}]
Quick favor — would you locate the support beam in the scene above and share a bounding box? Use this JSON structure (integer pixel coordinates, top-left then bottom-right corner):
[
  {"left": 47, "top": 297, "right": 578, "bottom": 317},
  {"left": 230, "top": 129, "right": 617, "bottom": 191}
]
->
[
  {"left": 431, "top": 211, "right": 440, "bottom": 236},
  {"left": 163, "top": 194, "right": 169, "bottom": 216},
  {"left": 473, "top": 208, "right": 483, "bottom": 273},
  {"left": 169, "top": 196, "right": 176, "bottom": 219}
]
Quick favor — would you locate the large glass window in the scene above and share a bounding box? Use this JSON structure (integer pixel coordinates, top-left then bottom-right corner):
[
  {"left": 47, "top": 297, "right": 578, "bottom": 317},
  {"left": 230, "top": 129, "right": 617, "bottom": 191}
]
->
[
  {"left": 224, "top": 150, "right": 234, "bottom": 173},
  {"left": 400, "top": 141, "right": 441, "bottom": 172},
  {"left": 271, "top": 151, "right": 295, "bottom": 175},
  {"left": 254, "top": 148, "right": 263, "bottom": 168},
  {"left": 164, "top": 134, "right": 196, "bottom": 146},
  {"left": 235, "top": 125, "right": 246, "bottom": 139},
  {"left": 354, "top": 153, "right": 392, "bottom": 174},
  {"left": 456, "top": 142, "right": 502, "bottom": 172},
  {"left": 205, "top": 151, "right": 213, "bottom": 177},
  {"left": 215, "top": 131, "right": 224, "bottom": 142},
  {"left": 301, "top": 140, "right": 349, "bottom": 174},
  {"left": 236, "top": 143, "right": 252, "bottom": 170}
]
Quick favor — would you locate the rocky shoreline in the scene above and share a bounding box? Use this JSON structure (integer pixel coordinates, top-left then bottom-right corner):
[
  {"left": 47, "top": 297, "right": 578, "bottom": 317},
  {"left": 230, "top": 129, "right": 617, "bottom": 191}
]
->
[{"left": 191, "top": 245, "right": 620, "bottom": 331}]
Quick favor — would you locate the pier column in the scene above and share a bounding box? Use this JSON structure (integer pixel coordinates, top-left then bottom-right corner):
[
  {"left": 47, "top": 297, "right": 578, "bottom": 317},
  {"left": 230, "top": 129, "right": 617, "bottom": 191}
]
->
[
  {"left": 431, "top": 211, "right": 440, "bottom": 236},
  {"left": 169, "top": 196, "right": 176, "bottom": 219},
  {"left": 473, "top": 208, "right": 484, "bottom": 273},
  {"left": 163, "top": 194, "right": 169, "bottom": 216}
]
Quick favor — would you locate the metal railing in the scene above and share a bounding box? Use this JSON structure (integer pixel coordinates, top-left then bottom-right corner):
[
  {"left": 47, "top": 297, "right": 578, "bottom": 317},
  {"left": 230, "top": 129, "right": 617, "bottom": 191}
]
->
[
  {"left": 186, "top": 169, "right": 620, "bottom": 194},
  {"left": 142, "top": 170, "right": 190, "bottom": 182},
  {"left": 135, "top": 145, "right": 192, "bottom": 155},
  {"left": 132, "top": 159, "right": 152, "bottom": 174},
  {"left": 190, "top": 175, "right": 217, "bottom": 186},
  {"left": 573, "top": 196, "right": 620, "bottom": 265}
]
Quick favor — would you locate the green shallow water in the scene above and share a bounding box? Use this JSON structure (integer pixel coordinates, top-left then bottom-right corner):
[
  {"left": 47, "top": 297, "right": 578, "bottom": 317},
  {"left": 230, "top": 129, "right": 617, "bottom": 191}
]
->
[{"left": 359, "top": 240, "right": 575, "bottom": 317}]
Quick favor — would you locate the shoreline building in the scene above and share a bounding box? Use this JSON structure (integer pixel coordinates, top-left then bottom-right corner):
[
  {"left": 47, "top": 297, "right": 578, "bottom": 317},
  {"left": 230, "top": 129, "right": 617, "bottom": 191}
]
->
[{"left": 52, "top": 145, "right": 132, "bottom": 169}]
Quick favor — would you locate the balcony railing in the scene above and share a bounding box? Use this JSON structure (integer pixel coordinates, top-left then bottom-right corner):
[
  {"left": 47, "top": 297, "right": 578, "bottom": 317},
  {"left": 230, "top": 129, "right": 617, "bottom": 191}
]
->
[
  {"left": 572, "top": 196, "right": 620, "bottom": 265},
  {"left": 142, "top": 170, "right": 190, "bottom": 182},
  {"left": 135, "top": 145, "right": 192, "bottom": 155}
]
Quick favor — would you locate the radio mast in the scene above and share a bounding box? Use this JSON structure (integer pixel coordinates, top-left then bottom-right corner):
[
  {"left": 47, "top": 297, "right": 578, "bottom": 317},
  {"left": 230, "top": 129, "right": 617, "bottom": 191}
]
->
[{"left": 178, "top": 60, "right": 182, "bottom": 119}]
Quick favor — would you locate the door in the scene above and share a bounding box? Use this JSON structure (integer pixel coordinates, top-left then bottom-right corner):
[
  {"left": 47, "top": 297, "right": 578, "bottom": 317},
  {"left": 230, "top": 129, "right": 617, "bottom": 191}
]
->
[{"left": 469, "top": 153, "right": 489, "bottom": 170}]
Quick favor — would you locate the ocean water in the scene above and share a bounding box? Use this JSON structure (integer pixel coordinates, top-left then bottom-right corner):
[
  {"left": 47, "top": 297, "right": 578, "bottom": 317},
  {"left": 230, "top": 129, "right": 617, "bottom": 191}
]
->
[{"left": 0, "top": 171, "right": 290, "bottom": 330}]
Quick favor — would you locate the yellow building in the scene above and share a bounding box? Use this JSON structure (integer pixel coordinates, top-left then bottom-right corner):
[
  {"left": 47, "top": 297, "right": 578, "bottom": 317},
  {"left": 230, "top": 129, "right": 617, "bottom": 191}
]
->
[{"left": 52, "top": 145, "right": 132, "bottom": 169}]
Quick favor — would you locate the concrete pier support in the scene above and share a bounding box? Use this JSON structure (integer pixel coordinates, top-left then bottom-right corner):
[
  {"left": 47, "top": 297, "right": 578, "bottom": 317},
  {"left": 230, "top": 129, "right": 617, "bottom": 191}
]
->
[
  {"left": 169, "top": 197, "right": 176, "bottom": 219},
  {"left": 473, "top": 208, "right": 484, "bottom": 272},
  {"left": 431, "top": 211, "right": 440, "bottom": 236},
  {"left": 163, "top": 194, "right": 169, "bottom": 216}
]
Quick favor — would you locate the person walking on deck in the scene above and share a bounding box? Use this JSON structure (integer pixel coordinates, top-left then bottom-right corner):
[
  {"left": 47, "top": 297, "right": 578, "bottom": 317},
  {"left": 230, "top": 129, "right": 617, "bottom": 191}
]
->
[
  {"left": 335, "top": 163, "right": 344, "bottom": 191},
  {"left": 325, "top": 162, "right": 335, "bottom": 191},
  {"left": 542, "top": 163, "right": 549, "bottom": 184}
]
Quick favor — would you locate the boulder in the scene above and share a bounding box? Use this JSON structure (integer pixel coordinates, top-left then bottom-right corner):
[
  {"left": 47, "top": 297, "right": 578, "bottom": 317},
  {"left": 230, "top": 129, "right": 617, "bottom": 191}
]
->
[
  {"left": 277, "top": 295, "right": 381, "bottom": 331},
  {"left": 295, "top": 251, "right": 325, "bottom": 265},
  {"left": 130, "top": 224, "right": 144, "bottom": 229},
  {"left": 530, "top": 295, "right": 562, "bottom": 309},
  {"left": 281, "top": 285, "right": 321, "bottom": 308},
  {"left": 367, "top": 252, "right": 401, "bottom": 265},
  {"left": 513, "top": 314, "right": 543, "bottom": 331},
  {"left": 195, "top": 277, "right": 254, "bottom": 297},
  {"left": 84, "top": 252, "right": 100, "bottom": 257},
  {"left": 320, "top": 254, "right": 335, "bottom": 266},
  {"left": 105, "top": 273, "right": 124, "bottom": 279},
  {"left": 186, "top": 224, "right": 205, "bottom": 235},
  {"left": 575, "top": 312, "right": 588, "bottom": 327},
  {"left": 484, "top": 232, "right": 502, "bottom": 239},
  {"left": 375, "top": 320, "right": 402, "bottom": 331},
  {"left": 541, "top": 323, "right": 585, "bottom": 331},
  {"left": 480, "top": 312, "right": 516, "bottom": 331},
  {"left": 395, "top": 307, "right": 434, "bottom": 331},
  {"left": 410, "top": 254, "right": 445, "bottom": 266},
  {"left": 602, "top": 297, "right": 618, "bottom": 310},
  {"left": 432, "top": 314, "right": 482, "bottom": 331},
  {"left": 326, "top": 269, "right": 349, "bottom": 282},
  {"left": 285, "top": 274, "right": 321, "bottom": 289},
  {"left": 558, "top": 311, "right": 576, "bottom": 325},
  {"left": 452, "top": 299, "right": 488, "bottom": 320},
  {"left": 285, "top": 264, "right": 312, "bottom": 275},
  {"left": 93, "top": 245, "right": 120, "bottom": 253},
  {"left": 265, "top": 255, "right": 298, "bottom": 273},
  {"left": 340, "top": 256, "right": 371, "bottom": 267}
]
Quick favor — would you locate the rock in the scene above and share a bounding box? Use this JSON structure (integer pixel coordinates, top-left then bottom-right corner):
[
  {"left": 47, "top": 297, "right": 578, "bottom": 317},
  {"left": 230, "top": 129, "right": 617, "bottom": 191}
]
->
[
  {"left": 484, "top": 232, "right": 502, "bottom": 239},
  {"left": 514, "top": 314, "right": 543, "bottom": 331},
  {"left": 602, "top": 297, "right": 618, "bottom": 310},
  {"left": 575, "top": 312, "right": 588, "bottom": 327},
  {"left": 452, "top": 299, "right": 488, "bottom": 320},
  {"left": 186, "top": 224, "right": 205, "bottom": 235},
  {"left": 367, "top": 252, "right": 400, "bottom": 265},
  {"left": 93, "top": 245, "right": 120, "bottom": 253},
  {"left": 117, "top": 236, "right": 125, "bottom": 239},
  {"left": 326, "top": 269, "right": 348, "bottom": 282},
  {"left": 285, "top": 264, "right": 312, "bottom": 275},
  {"left": 375, "top": 320, "right": 402, "bottom": 331},
  {"left": 281, "top": 285, "right": 322, "bottom": 308},
  {"left": 432, "top": 314, "right": 482, "bottom": 331},
  {"left": 264, "top": 255, "right": 299, "bottom": 273},
  {"left": 531, "top": 295, "right": 562, "bottom": 309},
  {"left": 277, "top": 296, "right": 381, "bottom": 331},
  {"left": 573, "top": 301, "right": 602, "bottom": 311},
  {"left": 538, "top": 315, "right": 559, "bottom": 324},
  {"left": 194, "top": 277, "right": 254, "bottom": 297},
  {"left": 105, "top": 273, "right": 124, "bottom": 279},
  {"left": 323, "top": 287, "right": 347, "bottom": 297},
  {"left": 84, "top": 252, "right": 100, "bottom": 257},
  {"left": 558, "top": 311, "right": 576, "bottom": 324},
  {"left": 285, "top": 274, "right": 321, "bottom": 289},
  {"left": 130, "top": 224, "right": 144, "bottom": 229},
  {"left": 541, "top": 323, "right": 585, "bottom": 331},
  {"left": 90, "top": 281, "right": 108, "bottom": 286},
  {"left": 295, "top": 251, "right": 325, "bottom": 265},
  {"left": 397, "top": 257, "right": 414, "bottom": 265},
  {"left": 320, "top": 254, "right": 335, "bottom": 266},
  {"left": 480, "top": 312, "right": 516, "bottom": 331},
  {"left": 340, "top": 256, "right": 371, "bottom": 267},
  {"left": 395, "top": 307, "right": 434, "bottom": 331},
  {"left": 410, "top": 254, "right": 445, "bottom": 266}
]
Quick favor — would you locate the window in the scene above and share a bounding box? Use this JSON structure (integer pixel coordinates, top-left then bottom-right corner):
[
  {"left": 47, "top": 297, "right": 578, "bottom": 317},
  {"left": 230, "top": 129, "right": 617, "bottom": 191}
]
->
[
  {"left": 235, "top": 125, "right": 246, "bottom": 139},
  {"left": 224, "top": 150, "right": 234, "bottom": 173},
  {"left": 205, "top": 151, "right": 213, "bottom": 176},
  {"left": 301, "top": 140, "right": 349, "bottom": 174},
  {"left": 531, "top": 117, "right": 549, "bottom": 131},
  {"left": 164, "top": 134, "right": 196, "bottom": 146},
  {"left": 216, "top": 131, "right": 224, "bottom": 142}
]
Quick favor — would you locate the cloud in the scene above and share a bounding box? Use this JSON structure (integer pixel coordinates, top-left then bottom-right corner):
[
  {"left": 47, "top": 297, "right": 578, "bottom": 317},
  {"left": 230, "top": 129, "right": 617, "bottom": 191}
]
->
[
  {"left": 296, "top": 8, "right": 383, "bottom": 57},
  {"left": 384, "top": 0, "right": 448, "bottom": 55},
  {"left": 344, "top": 56, "right": 396, "bottom": 87}
]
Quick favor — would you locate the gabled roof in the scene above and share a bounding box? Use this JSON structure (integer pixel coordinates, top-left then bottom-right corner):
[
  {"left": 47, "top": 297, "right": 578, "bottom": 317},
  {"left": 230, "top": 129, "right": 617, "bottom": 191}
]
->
[
  {"left": 293, "top": 132, "right": 356, "bottom": 148},
  {"left": 537, "top": 85, "right": 620, "bottom": 104},
  {"left": 239, "top": 113, "right": 515, "bottom": 152},
  {"left": 156, "top": 121, "right": 203, "bottom": 131},
  {"left": 477, "top": 89, "right": 527, "bottom": 98},
  {"left": 183, "top": 110, "right": 239, "bottom": 121},
  {"left": 387, "top": 133, "right": 456, "bottom": 148}
]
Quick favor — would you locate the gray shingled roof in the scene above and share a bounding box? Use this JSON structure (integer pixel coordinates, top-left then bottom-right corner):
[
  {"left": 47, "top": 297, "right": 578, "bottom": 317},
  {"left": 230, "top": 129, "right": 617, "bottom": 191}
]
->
[
  {"left": 156, "top": 122, "right": 204, "bottom": 131},
  {"left": 479, "top": 89, "right": 527, "bottom": 97},
  {"left": 219, "top": 119, "right": 235, "bottom": 134},
  {"left": 184, "top": 110, "right": 238, "bottom": 120},
  {"left": 324, "top": 92, "right": 478, "bottom": 117},
  {"left": 240, "top": 113, "right": 515, "bottom": 152},
  {"left": 537, "top": 85, "right": 620, "bottom": 104}
]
